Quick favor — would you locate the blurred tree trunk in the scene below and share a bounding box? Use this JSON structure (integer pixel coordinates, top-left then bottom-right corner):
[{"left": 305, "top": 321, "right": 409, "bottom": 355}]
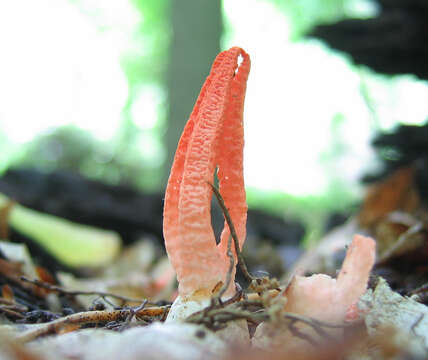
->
[{"left": 163, "top": 0, "right": 223, "bottom": 185}]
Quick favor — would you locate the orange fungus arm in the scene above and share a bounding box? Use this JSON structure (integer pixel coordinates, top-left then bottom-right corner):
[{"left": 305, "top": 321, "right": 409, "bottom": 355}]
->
[{"left": 163, "top": 47, "right": 250, "bottom": 297}]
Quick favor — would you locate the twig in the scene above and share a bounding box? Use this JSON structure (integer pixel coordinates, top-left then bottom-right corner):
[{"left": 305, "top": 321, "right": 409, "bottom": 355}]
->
[
  {"left": 0, "top": 298, "right": 28, "bottom": 312},
  {"left": 223, "top": 286, "right": 244, "bottom": 306},
  {"left": 246, "top": 289, "right": 281, "bottom": 301},
  {"left": 284, "top": 312, "right": 346, "bottom": 330},
  {"left": 277, "top": 270, "right": 296, "bottom": 298},
  {"left": 410, "top": 282, "right": 428, "bottom": 296},
  {"left": 376, "top": 222, "right": 423, "bottom": 265},
  {"left": 186, "top": 305, "right": 265, "bottom": 330},
  {"left": 17, "top": 305, "right": 170, "bottom": 343},
  {"left": 20, "top": 277, "right": 151, "bottom": 305},
  {"left": 207, "top": 182, "right": 253, "bottom": 282},
  {"left": 0, "top": 305, "right": 25, "bottom": 319},
  {"left": 186, "top": 296, "right": 345, "bottom": 344},
  {"left": 288, "top": 318, "right": 318, "bottom": 347},
  {"left": 215, "top": 235, "right": 235, "bottom": 301},
  {"left": 117, "top": 300, "right": 148, "bottom": 332}
]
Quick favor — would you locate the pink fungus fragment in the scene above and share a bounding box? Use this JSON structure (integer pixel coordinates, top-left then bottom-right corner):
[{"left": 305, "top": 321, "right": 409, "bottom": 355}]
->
[{"left": 284, "top": 234, "right": 376, "bottom": 323}]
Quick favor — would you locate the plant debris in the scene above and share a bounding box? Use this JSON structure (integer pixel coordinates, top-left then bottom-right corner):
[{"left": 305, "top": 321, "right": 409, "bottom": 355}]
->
[{"left": 0, "top": 179, "right": 425, "bottom": 360}]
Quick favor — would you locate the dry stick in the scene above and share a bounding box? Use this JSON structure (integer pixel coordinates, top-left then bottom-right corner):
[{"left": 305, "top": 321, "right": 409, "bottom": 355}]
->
[
  {"left": 284, "top": 312, "right": 345, "bottom": 330},
  {"left": 204, "top": 235, "right": 238, "bottom": 319},
  {"left": 0, "top": 305, "right": 25, "bottom": 319},
  {"left": 0, "top": 298, "right": 28, "bottom": 312},
  {"left": 284, "top": 312, "right": 341, "bottom": 343},
  {"left": 277, "top": 269, "right": 296, "bottom": 298},
  {"left": 410, "top": 282, "right": 428, "bottom": 296},
  {"left": 20, "top": 277, "right": 151, "bottom": 305},
  {"left": 186, "top": 306, "right": 263, "bottom": 330},
  {"left": 376, "top": 222, "right": 423, "bottom": 265},
  {"left": 216, "top": 235, "right": 235, "bottom": 300},
  {"left": 17, "top": 305, "right": 170, "bottom": 343},
  {"left": 118, "top": 300, "right": 148, "bottom": 332},
  {"left": 288, "top": 318, "right": 318, "bottom": 347},
  {"left": 187, "top": 300, "right": 345, "bottom": 338},
  {"left": 207, "top": 182, "right": 254, "bottom": 283}
]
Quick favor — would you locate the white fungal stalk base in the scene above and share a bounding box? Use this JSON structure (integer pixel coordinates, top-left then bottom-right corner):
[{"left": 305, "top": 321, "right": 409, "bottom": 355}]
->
[
  {"left": 166, "top": 295, "right": 250, "bottom": 346},
  {"left": 166, "top": 295, "right": 211, "bottom": 322}
]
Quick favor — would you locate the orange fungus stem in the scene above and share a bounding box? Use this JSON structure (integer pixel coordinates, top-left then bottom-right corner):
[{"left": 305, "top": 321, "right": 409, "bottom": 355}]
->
[{"left": 163, "top": 47, "right": 250, "bottom": 297}]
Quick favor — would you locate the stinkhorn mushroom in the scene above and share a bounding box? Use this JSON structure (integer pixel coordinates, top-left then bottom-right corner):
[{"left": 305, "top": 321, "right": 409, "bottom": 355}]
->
[{"left": 163, "top": 47, "right": 250, "bottom": 321}]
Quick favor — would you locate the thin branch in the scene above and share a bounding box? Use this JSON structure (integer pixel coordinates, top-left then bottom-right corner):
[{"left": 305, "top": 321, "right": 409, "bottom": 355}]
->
[
  {"left": 246, "top": 289, "right": 281, "bottom": 301},
  {"left": 288, "top": 319, "right": 318, "bottom": 347},
  {"left": 207, "top": 181, "right": 253, "bottom": 282},
  {"left": 223, "top": 286, "right": 244, "bottom": 305},
  {"left": 117, "top": 300, "right": 148, "bottom": 332},
  {"left": 20, "top": 277, "right": 152, "bottom": 305},
  {"left": 186, "top": 296, "right": 346, "bottom": 345},
  {"left": 215, "top": 235, "right": 234, "bottom": 300},
  {"left": 17, "top": 305, "right": 170, "bottom": 343},
  {"left": 283, "top": 312, "right": 346, "bottom": 330},
  {"left": 0, "top": 305, "right": 25, "bottom": 319},
  {"left": 376, "top": 222, "right": 423, "bottom": 265},
  {"left": 277, "top": 270, "right": 296, "bottom": 298},
  {"left": 0, "top": 298, "right": 28, "bottom": 312},
  {"left": 410, "top": 282, "right": 428, "bottom": 296}
]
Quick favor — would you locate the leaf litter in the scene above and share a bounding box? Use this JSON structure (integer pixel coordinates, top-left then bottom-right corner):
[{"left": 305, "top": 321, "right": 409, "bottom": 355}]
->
[{"left": 0, "top": 176, "right": 425, "bottom": 359}]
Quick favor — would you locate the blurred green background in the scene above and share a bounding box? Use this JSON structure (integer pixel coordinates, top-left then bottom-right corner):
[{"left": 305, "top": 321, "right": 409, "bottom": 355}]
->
[{"left": 1, "top": 0, "right": 428, "bottom": 239}]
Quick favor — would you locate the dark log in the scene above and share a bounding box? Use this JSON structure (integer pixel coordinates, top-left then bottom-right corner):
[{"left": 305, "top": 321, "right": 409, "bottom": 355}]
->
[{"left": 311, "top": 0, "right": 428, "bottom": 79}]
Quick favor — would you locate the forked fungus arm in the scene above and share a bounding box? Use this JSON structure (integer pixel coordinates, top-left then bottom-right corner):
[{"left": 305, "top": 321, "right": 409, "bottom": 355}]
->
[{"left": 163, "top": 47, "right": 250, "bottom": 299}]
